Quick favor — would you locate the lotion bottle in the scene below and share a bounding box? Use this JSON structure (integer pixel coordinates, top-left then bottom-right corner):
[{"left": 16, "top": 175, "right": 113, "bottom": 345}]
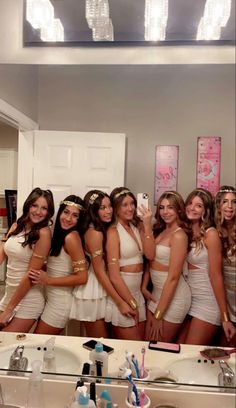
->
[
  {"left": 26, "top": 360, "right": 45, "bottom": 408},
  {"left": 89, "top": 342, "right": 108, "bottom": 377}
]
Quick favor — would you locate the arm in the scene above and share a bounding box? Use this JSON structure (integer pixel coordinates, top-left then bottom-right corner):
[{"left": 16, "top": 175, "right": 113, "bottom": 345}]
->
[
  {"left": 106, "top": 226, "right": 139, "bottom": 318},
  {"left": 29, "top": 231, "right": 88, "bottom": 287},
  {"left": 146, "top": 230, "right": 188, "bottom": 340},
  {"left": 85, "top": 228, "right": 135, "bottom": 317},
  {"left": 0, "top": 227, "right": 51, "bottom": 325},
  {"left": 0, "top": 241, "right": 6, "bottom": 264},
  {"left": 139, "top": 205, "right": 155, "bottom": 260},
  {"left": 141, "top": 262, "right": 155, "bottom": 302},
  {"left": 206, "top": 229, "right": 236, "bottom": 342}
]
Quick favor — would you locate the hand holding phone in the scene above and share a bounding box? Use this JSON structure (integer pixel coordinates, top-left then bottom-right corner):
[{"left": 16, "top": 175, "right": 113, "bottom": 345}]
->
[{"left": 137, "top": 193, "right": 149, "bottom": 217}]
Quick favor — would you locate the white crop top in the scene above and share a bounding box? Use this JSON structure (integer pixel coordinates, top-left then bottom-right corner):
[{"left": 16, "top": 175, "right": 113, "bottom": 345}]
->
[
  {"left": 187, "top": 227, "right": 214, "bottom": 269},
  {"left": 154, "top": 245, "right": 170, "bottom": 266},
  {"left": 116, "top": 222, "right": 143, "bottom": 267}
]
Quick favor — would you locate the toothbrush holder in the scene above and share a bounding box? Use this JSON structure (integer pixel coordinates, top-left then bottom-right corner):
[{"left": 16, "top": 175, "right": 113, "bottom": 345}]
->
[{"left": 125, "top": 394, "right": 151, "bottom": 408}]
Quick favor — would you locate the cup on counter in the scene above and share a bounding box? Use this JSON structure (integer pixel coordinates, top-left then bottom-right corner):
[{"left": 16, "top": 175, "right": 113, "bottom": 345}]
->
[
  {"left": 119, "top": 362, "right": 150, "bottom": 381},
  {"left": 125, "top": 394, "right": 151, "bottom": 408}
]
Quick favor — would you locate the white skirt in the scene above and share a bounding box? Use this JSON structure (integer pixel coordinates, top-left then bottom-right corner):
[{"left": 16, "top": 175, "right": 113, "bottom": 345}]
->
[
  {"left": 186, "top": 268, "right": 221, "bottom": 326},
  {"left": 0, "top": 284, "right": 45, "bottom": 320},
  {"left": 148, "top": 269, "right": 191, "bottom": 324},
  {"left": 105, "top": 271, "right": 146, "bottom": 327},
  {"left": 40, "top": 287, "right": 73, "bottom": 328}
]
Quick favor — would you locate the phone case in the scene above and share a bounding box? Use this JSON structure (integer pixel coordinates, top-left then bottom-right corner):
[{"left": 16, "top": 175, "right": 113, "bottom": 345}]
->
[
  {"left": 137, "top": 193, "right": 149, "bottom": 216},
  {"left": 82, "top": 340, "right": 114, "bottom": 354},
  {"left": 148, "top": 341, "right": 181, "bottom": 353}
]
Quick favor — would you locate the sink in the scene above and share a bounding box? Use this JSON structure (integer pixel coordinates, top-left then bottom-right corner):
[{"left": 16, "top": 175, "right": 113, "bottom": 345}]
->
[
  {"left": 0, "top": 342, "right": 81, "bottom": 375},
  {"left": 164, "top": 354, "right": 235, "bottom": 389}
]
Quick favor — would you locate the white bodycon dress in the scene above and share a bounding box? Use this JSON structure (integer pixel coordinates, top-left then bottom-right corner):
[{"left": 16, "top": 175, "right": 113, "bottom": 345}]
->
[
  {"left": 0, "top": 233, "right": 45, "bottom": 319},
  {"left": 223, "top": 251, "right": 236, "bottom": 323}
]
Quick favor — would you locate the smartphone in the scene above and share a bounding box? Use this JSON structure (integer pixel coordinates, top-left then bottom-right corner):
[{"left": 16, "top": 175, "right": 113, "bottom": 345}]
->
[
  {"left": 82, "top": 340, "right": 114, "bottom": 355},
  {"left": 148, "top": 341, "right": 181, "bottom": 354},
  {"left": 137, "top": 193, "right": 149, "bottom": 216}
]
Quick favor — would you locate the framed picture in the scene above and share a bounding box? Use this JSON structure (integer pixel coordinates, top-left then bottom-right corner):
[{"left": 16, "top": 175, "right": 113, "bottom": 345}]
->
[
  {"left": 196, "top": 137, "right": 221, "bottom": 196},
  {"left": 5, "top": 189, "right": 17, "bottom": 229},
  {"left": 154, "top": 145, "right": 179, "bottom": 204}
]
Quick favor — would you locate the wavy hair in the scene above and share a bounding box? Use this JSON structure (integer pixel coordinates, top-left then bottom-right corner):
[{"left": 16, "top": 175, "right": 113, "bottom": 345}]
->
[
  {"left": 9, "top": 187, "right": 54, "bottom": 248},
  {"left": 185, "top": 188, "right": 214, "bottom": 251},
  {"left": 81, "top": 189, "right": 112, "bottom": 252},
  {"left": 110, "top": 187, "right": 140, "bottom": 227},
  {"left": 153, "top": 191, "right": 190, "bottom": 244},
  {"left": 50, "top": 195, "right": 84, "bottom": 256},
  {"left": 214, "top": 185, "right": 236, "bottom": 262}
]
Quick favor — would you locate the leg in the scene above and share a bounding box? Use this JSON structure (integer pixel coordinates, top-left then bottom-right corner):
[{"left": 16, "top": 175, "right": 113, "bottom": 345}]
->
[
  {"left": 176, "top": 315, "right": 192, "bottom": 344},
  {"left": 159, "top": 320, "right": 182, "bottom": 343},
  {"left": 138, "top": 321, "right": 146, "bottom": 340},
  {"left": 2, "top": 317, "right": 36, "bottom": 333},
  {"left": 112, "top": 325, "right": 143, "bottom": 340},
  {"left": 84, "top": 319, "right": 108, "bottom": 338},
  {"left": 185, "top": 317, "right": 218, "bottom": 345},
  {"left": 34, "top": 319, "right": 63, "bottom": 335}
]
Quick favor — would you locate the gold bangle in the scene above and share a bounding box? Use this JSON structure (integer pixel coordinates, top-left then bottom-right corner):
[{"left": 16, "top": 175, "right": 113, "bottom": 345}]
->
[
  {"left": 91, "top": 249, "right": 103, "bottom": 259},
  {"left": 129, "top": 298, "right": 138, "bottom": 310},
  {"left": 154, "top": 309, "right": 162, "bottom": 320},
  {"left": 222, "top": 312, "right": 229, "bottom": 322},
  {"left": 72, "top": 259, "right": 87, "bottom": 266},
  {"left": 108, "top": 257, "right": 119, "bottom": 265}
]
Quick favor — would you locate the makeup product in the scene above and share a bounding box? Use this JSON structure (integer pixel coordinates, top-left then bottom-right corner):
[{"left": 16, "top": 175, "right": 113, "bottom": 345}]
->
[
  {"left": 200, "top": 347, "right": 236, "bottom": 361},
  {"left": 149, "top": 341, "right": 180, "bottom": 353},
  {"left": 90, "top": 382, "right": 96, "bottom": 405},
  {"left": 82, "top": 362, "right": 91, "bottom": 375}
]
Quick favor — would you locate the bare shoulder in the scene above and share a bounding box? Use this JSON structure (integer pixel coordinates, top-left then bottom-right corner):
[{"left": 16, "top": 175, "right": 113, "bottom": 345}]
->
[
  {"left": 205, "top": 227, "right": 220, "bottom": 245},
  {"left": 172, "top": 228, "right": 187, "bottom": 242},
  {"left": 7, "top": 222, "right": 17, "bottom": 236},
  {"left": 85, "top": 228, "right": 103, "bottom": 241},
  {"left": 65, "top": 230, "right": 81, "bottom": 245},
  {"left": 39, "top": 226, "right": 52, "bottom": 239},
  {"left": 107, "top": 224, "right": 119, "bottom": 238}
]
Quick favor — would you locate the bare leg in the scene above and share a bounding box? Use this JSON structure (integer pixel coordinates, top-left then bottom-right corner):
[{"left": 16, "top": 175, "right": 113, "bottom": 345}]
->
[
  {"left": 138, "top": 321, "right": 146, "bottom": 340},
  {"left": 112, "top": 325, "right": 143, "bottom": 340},
  {"left": 34, "top": 319, "right": 63, "bottom": 335},
  {"left": 84, "top": 319, "right": 108, "bottom": 338},
  {"left": 159, "top": 320, "right": 182, "bottom": 343},
  {"left": 176, "top": 315, "right": 192, "bottom": 344},
  {"left": 185, "top": 317, "right": 218, "bottom": 345},
  {"left": 2, "top": 317, "right": 36, "bottom": 333}
]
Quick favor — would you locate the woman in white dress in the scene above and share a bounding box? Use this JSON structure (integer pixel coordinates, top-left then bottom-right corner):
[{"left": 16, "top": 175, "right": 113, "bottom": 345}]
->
[
  {"left": 0, "top": 187, "right": 54, "bottom": 332},
  {"left": 29, "top": 195, "right": 88, "bottom": 335},
  {"left": 215, "top": 185, "right": 236, "bottom": 346},
  {"left": 70, "top": 190, "right": 135, "bottom": 338},
  {"left": 142, "top": 191, "right": 191, "bottom": 342},
  {"left": 105, "top": 187, "right": 153, "bottom": 340},
  {"left": 179, "top": 188, "right": 235, "bottom": 345}
]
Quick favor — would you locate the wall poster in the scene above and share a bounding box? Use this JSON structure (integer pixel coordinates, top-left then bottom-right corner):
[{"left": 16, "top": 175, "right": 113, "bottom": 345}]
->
[
  {"left": 196, "top": 137, "right": 221, "bottom": 196},
  {"left": 154, "top": 145, "right": 179, "bottom": 204}
]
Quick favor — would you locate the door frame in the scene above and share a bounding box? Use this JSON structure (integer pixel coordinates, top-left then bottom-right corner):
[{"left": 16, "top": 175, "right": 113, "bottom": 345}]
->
[{"left": 0, "top": 98, "right": 38, "bottom": 131}]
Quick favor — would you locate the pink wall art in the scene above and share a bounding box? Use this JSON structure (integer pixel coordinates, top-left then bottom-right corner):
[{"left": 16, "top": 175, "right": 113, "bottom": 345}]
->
[
  {"left": 155, "top": 145, "right": 179, "bottom": 204},
  {"left": 196, "top": 136, "right": 221, "bottom": 196}
]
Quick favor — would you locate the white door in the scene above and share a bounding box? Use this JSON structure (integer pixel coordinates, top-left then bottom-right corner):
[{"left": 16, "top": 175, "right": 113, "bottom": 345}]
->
[{"left": 18, "top": 130, "right": 126, "bottom": 213}]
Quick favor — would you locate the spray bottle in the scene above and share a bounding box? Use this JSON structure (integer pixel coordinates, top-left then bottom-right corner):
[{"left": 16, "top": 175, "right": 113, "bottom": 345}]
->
[{"left": 26, "top": 360, "right": 45, "bottom": 408}]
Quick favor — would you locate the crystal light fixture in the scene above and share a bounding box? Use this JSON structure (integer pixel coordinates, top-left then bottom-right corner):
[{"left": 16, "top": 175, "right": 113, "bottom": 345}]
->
[
  {"left": 144, "top": 0, "right": 168, "bottom": 41},
  {"left": 40, "top": 18, "right": 64, "bottom": 42},
  {"left": 85, "top": 0, "right": 114, "bottom": 41},
  {"left": 26, "top": 0, "right": 54, "bottom": 29},
  {"left": 197, "top": 0, "right": 232, "bottom": 40}
]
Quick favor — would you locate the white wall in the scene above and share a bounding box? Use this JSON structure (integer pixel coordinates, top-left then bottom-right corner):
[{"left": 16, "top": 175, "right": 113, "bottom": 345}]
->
[{"left": 37, "top": 64, "right": 235, "bottom": 202}]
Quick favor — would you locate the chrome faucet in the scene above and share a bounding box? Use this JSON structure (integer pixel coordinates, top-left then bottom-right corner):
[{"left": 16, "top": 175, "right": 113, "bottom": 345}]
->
[
  {"left": 218, "top": 360, "right": 235, "bottom": 390},
  {"left": 8, "top": 345, "right": 28, "bottom": 374}
]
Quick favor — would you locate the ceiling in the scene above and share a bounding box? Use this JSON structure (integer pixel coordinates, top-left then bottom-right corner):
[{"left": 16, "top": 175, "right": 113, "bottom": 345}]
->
[{"left": 23, "top": 0, "right": 236, "bottom": 45}]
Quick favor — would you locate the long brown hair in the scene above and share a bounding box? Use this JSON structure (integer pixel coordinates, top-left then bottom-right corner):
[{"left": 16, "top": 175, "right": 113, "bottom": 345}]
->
[
  {"left": 110, "top": 187, "right": 140, "bottom": 227},
  {"left": 9, "top": 187, "right": 54, "bottom": 248}
]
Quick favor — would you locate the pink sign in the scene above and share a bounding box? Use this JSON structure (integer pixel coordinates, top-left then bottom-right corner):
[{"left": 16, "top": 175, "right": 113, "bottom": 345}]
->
[
  {"left": 155, "top": 145, "right": 179, "bottom": 204},
  {"left": 196, "top": 136, "right": 221, "bottom": 196}
]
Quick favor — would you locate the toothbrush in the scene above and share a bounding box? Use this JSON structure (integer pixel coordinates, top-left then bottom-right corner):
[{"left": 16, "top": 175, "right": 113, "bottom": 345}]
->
[
  {"left": 140, "top": 389, "right": 146, "bottom": 408},
  {"left": 140, "top": 347, "right": 146, "bottom": 378},
  {"left": 131, "top": 353, "right": 140, "bottom": 378},
  {"left": 125, "top": 369, "right": 140, "bottom": 407}
]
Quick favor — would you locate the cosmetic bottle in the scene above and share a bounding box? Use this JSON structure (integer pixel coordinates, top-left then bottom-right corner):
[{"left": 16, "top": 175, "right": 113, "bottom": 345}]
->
[
  {"left": 70, "top": 388, "right": 96, "bottom": 407},
  {"left": 89, "top": 342, "right": 108, "bottom": 377},
  {"left": 26, "top": 360, "right": 45, "bottom": 408},
  {"left": 43, "top": 336, "right": 56, "bottom": 372}
]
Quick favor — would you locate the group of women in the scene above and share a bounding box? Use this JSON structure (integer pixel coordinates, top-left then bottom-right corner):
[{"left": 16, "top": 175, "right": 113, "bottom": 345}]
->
[{"left": 0, "top": 185, "right": 235, "bottom": 346}]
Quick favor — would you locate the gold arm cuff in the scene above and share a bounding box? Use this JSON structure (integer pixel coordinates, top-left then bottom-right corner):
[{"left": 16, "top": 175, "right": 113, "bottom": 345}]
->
[
  {"left": 74, "top": 266, "right": 87, "bottom": 272},
  {"left": 129, "top": 298, "right": 138, "bottom": 310},
  {"left": 154, "top": 309, "right": 163, "bottom": 320},
  {"left": 108, "top": 257, "right": 119, "bottom": 265},
  {"left": 72, "top": 259, "right": 87, "bottom": 266},
  {"left": 91, "top": 249, "right": 103, "bottom": 259},
  {"left": 32, "top": 253, "right": 47, "bottom": 260},
  {"left": 222, "top": 312, "right": 229, "bottom": 322}
]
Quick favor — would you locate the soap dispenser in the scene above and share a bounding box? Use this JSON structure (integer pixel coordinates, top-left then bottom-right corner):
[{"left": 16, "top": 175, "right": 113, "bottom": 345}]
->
[
  {"left": 71, "top": 386, "right": 96, "bottom": 408},
  {"left": 43, "top": 336, "right": 56, "bottom": 372},
  {"left": 26, "top": 360, "right": 45, "bottom": 408},
  {"left": 89, "top": 342, "right": 108, "bottom": 377}
]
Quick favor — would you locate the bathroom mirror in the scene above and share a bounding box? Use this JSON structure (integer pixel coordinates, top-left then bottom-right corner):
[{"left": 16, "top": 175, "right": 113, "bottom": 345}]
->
[{"left": 23, "top": 0, "right": 235, "bottom": 45}]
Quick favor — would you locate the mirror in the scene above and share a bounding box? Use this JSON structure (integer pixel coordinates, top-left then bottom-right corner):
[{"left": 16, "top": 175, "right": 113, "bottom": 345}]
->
[{"left": 23, "top": 0, "right": 235, "bottom": 45}]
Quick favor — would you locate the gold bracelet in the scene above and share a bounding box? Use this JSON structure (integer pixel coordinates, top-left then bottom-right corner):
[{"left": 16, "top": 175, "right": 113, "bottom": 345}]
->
[
  {"left": 154, "top": 309, "right": 162, "bottom": 320},
  {"left": 222, "top": 312, "right": 229, "bottom": 322},
  {"left": 108, "top": 257, "right": 119, "bottom": 266},
  {"left": 129, "top": 298, "right": 138, "bottom": 310},
  {"left": 91, "top": 249, "right": 103, "bottom": 259},
  {"left": 72, "top": 259, "right": 87, "bottom": 266}
]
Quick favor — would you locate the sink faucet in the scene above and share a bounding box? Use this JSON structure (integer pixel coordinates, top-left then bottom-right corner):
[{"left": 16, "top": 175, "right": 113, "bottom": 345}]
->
[
  {"left": 8, "top": 345, "right": 28, "bottom": 374},
  {"left": 218, "top": 360, "right": 235, "bottom": 390}
]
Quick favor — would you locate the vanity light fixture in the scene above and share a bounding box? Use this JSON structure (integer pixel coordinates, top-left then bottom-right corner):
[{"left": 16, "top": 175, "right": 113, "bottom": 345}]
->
[
  {"left": 26, "top": 0, "right": 54, "bottom": 29},
  {"left": 144, "top": 0, "right": 169, "bottom": 41},
  {"left": 85, "top": 0, "right": 114, "bottom": 41},
  {"left": 196, "top": 0, "right": 232, "bottom": 40},
  {"left": 40, "top": 18, "right": 64, "bottom": 42}
]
